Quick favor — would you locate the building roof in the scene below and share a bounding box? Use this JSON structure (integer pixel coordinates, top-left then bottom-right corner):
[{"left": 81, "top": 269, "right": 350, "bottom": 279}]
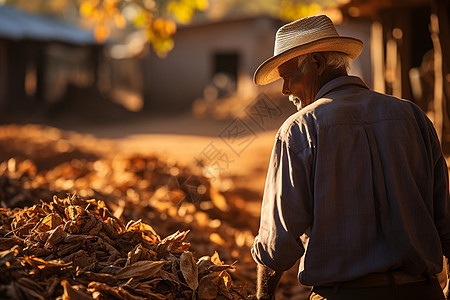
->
[
  {"left": 339, "top": 0, "right": 432, "bottom": 18},
  {"left": 0, "top": 5, "right": 97, "bottom": 45}
]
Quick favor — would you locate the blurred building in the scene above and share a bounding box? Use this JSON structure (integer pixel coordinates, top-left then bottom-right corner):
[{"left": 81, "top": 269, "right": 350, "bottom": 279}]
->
[
  {"left": 337, "top": 0, "right": 450, "bottom": 147},
  {"left": 141, "top": 15, "right": 372, "bottom": 114},
  {"left": 142, "top": 16, "right": 282, "bottom": 112},
  {"left": 0, "top": 5, "right": 100, "bottom": 112}
]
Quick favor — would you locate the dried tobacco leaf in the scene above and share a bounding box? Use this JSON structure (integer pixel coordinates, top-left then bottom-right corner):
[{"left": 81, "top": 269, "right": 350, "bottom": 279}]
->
[
  {"left": 0, "top": 245, "right": 18, "bottom": 266},
  {"left": 61, "top": 280, "right": 92, "bottom": 300},
  {"left": 76, "top": 270, "right": 118, "bottom": 285},
  {"left": 0, "top": 237, "right": 22, "bottom": 251},
  {"left": 128, "top": 285, "right": 167, "bottom": 300},
  {"left": 219, "top": 270, "right": 233, "bottom": 290},
  {"left": 44, "top": 224, "right": 65, "bottom": 249},
  {"left": 125, "top": 244, "right": 156, "bottom": 267},
  {"left": 0, "top": 142, "right": 248, "bottom": 299},
  {"left": 56, "top": 241, "right": 84, "bottom": 257},
  {"left": 207, "top": 264, "right": 235, "bottom": 273},
  {"left": 116, "top": 260, "right": 168, "bottom": 280},
  {"left": 210, "top": 251, "right": 234, "bottom": 290},
  {"left": 157, "top": 230, "right": 190, "bottom": 257},
  {"left": 81, "top": 211, "right": 98, "bottom": 233},
  {"left": 44, "top": 276, "right": 60, "bottom": 299},
  {"left": 197, "top": 256, "right": 213, "bottom": 277},
  {"left": 180, "top": 251, "right": 198, "bottom": 291},
  {"left": 87, "top": 281, "right": 122, "bottom": 298},
  {"left": 13, "top": 280, "right": 46, "bottom": 300},
  {"left": 38, "top": 213, "right": 63, "bottom": 232},
  {"left": 198, "top": 272, "right": 220, "bottom": 300},
  {"left": 160, "top": 269, "right": 181, "bottom": 286},
  {"left": 22, "top": 255, "right": 72, "bottom": 271},
  {"left": 65, "top": 205, "right": 85, "bottom": 220},
  {"left": 17, "top": 277, "right": 45, "bottom": 293}
]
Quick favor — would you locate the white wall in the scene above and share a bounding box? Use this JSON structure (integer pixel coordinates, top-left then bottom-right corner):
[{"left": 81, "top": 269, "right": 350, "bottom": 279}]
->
[{"left": 143, "top": 17, "right": 281, "bottom": 111}]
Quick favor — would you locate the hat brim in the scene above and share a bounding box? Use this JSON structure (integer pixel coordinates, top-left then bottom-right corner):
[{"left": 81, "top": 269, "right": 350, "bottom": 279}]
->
[{"left": 253, "top": 36, "right": 363, "bottom": 85}]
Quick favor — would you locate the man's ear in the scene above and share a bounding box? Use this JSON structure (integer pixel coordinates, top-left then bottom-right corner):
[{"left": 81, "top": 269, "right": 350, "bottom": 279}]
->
[{"left": 311, "top": 53, "right": 326, "bottom": 75}]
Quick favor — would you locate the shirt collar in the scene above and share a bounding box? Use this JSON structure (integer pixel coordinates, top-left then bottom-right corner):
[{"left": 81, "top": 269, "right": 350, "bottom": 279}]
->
[{"left": 314, "top": 76, "right": 369, "bottom": 101}]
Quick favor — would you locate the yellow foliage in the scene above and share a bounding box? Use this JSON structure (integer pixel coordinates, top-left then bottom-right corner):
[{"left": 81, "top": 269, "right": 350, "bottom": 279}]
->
[
  {"left": 195, "top": 0, "right": 209, "bottom": 11},
  {"left": 279, "top": 0, "right": 321, "bottom": 22},
  {"left": 152, "top": 18, "right": 177, "bottom": 38},
  {"left": 167, "top": 0, "right": 209, "bottom": 24},
  {"left": 113, "top": 12, "right": 126, "bottom": 28},
  {"left": 77, "top": 0, "right": 209, "bottom": 54},
  {"left": 79, "top": 0, "right": 126, "bottom": 42},
  {"left": 94, "top": 23, "right": 110, "bottom": 43},
  {"left": 167, "top": 1, "right": 193, "bottom": 24},
  {"left": 80, "top": 1, "right": 96, "bottom": 17}
]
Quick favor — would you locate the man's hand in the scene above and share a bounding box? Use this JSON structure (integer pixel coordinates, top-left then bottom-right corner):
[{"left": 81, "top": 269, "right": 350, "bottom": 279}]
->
[{"left": 256, "top": 263, "right": 284, "bottom": 299}]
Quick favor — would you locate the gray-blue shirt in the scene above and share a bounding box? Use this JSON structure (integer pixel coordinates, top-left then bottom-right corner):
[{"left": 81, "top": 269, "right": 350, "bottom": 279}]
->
[{"left": 251, "top": 76, "right": 450, "bottom": 286}]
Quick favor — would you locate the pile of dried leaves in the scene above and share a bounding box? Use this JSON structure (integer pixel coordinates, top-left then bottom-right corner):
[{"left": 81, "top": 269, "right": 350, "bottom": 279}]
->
[
  {"left": 0, "top": 124, "right": 260, "bottom": 298},
  {"left": 0, "top": 194, "right": 244, "bottom": 299}
]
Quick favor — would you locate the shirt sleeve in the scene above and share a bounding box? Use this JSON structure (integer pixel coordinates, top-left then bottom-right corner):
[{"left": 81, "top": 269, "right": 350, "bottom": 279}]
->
[{"left": 251, "top": 135, "right": 314, "bottom": 271}]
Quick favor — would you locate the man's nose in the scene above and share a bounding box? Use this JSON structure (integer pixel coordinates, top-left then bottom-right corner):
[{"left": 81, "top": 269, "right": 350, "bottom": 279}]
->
[{"left": 282, "top": 81, "right": 290, "bottom": 96}]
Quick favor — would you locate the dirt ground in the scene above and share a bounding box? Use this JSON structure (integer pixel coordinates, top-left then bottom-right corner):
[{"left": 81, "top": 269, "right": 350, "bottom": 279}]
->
[{"left": 43, "top": 108, "right": 295, "bottom": 218}]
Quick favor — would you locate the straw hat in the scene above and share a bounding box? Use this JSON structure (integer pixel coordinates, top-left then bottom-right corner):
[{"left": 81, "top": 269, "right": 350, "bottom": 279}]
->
[{"left": 254, "top": 15, "right": 363, "bottom": 85}]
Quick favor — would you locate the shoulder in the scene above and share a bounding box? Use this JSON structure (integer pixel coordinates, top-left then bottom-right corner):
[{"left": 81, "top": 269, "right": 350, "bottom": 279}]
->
[{"left": 276, "top": 110, "right": 318, "bottom": 154}]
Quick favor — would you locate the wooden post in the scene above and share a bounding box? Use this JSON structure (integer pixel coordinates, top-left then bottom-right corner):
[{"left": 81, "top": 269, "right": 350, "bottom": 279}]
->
[
  {"left": 430, "top": 13, "right": 444, "bottom": 142},
  {"left": 371, "top": 21, "right": 385, "bottom": 94}
]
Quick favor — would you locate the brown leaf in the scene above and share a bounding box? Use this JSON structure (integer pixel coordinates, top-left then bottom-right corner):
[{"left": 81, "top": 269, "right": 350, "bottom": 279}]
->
[
  {"left": 130, "top": 288, "right": 167, "bottom": 300},
  {"left": 44, "top": 276, "right": 60, "bottom": 298},
  {"left": 87, "top": 222, "right": 102, "bottom": 236},
  {"left": 14, "top": 281, "right": 45, "bottom": 300},
  {"left": 65, "top": 205, "right": 85, "bottom": 220},
  {"left": 76, "top": 270, "right": 118, "bottom": 285},
  {"left": 61, "top": 250, "right": 96, "bottom": 268},
  {"left": 219, "top": 270, "right": 233, "bottom": 290},
  {"left": 126, "top": 244, "right": 144, "bottom": 267},
  {"left": 63, "top": 220, "right": 81, "bottom": 235},
  {"left": 61, "top": 280, "right": 92, "bottom": 300},
  {"left": 118, "top": 287, "right": 147, "bottom": 300},
  {"left": 197, "top": 256, "right": 212, "bottom": 278},
  {"left": 211, "top": 251, "right": 223, "bottom": 266},
  {"left": 0, "top": 237, "right": 22, "bottom": 250},
  {"left": 157, "top": 230, "right": 191, "bottom": 256},
  {"left": 198, "top": 272, "right": 220, "bottom": 300},
  {"left": 63, "top": 234, "right": 96, "bottom": 243},
  {"left": 209, "top": 251, "right": 233, "bottom": 289},
  {"left": 116, "top": 260, "right": 168, "bottom": 280},
  {"left": 81, "top": 212, "right": 98, "bottom": 233},
  {"left": 0, "top": 245, "right": 19, "bottom": 266},
  {"left": 44, "top": 224, "right": 65, "bottom": 249},
  {"left": 38, "top": 213, "right": 63, "bottom": 232},
  {"left": 17, "top": 277, "right": 44, "bottom": 294},
  {"left": 87, "top": 281, "right": 121, "bottom": 298},
  {"left": 207, "top": 264, "right": 235, "bottom": 273},
  {"left": 160, "top": 269, "right": 181, "bottom": 286},
  {"left": 180, "top": 251, "right": 198, "bottom": 291},
  {"left": 56, "top": 241, "right": 83, "bottom": 257},
  {"left": 22, "top": 255, "right": 72, "bottom": 272}
]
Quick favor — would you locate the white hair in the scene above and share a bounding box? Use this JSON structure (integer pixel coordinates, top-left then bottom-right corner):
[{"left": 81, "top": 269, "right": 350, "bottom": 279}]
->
[{"left": 297, "top": 51, "right": 351, "bottom": 73}]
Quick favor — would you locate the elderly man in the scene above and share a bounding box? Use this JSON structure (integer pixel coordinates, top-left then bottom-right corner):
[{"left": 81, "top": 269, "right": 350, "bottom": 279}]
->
[{"left": 251, "top": 15, "right": 450, "bottom": 300}]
